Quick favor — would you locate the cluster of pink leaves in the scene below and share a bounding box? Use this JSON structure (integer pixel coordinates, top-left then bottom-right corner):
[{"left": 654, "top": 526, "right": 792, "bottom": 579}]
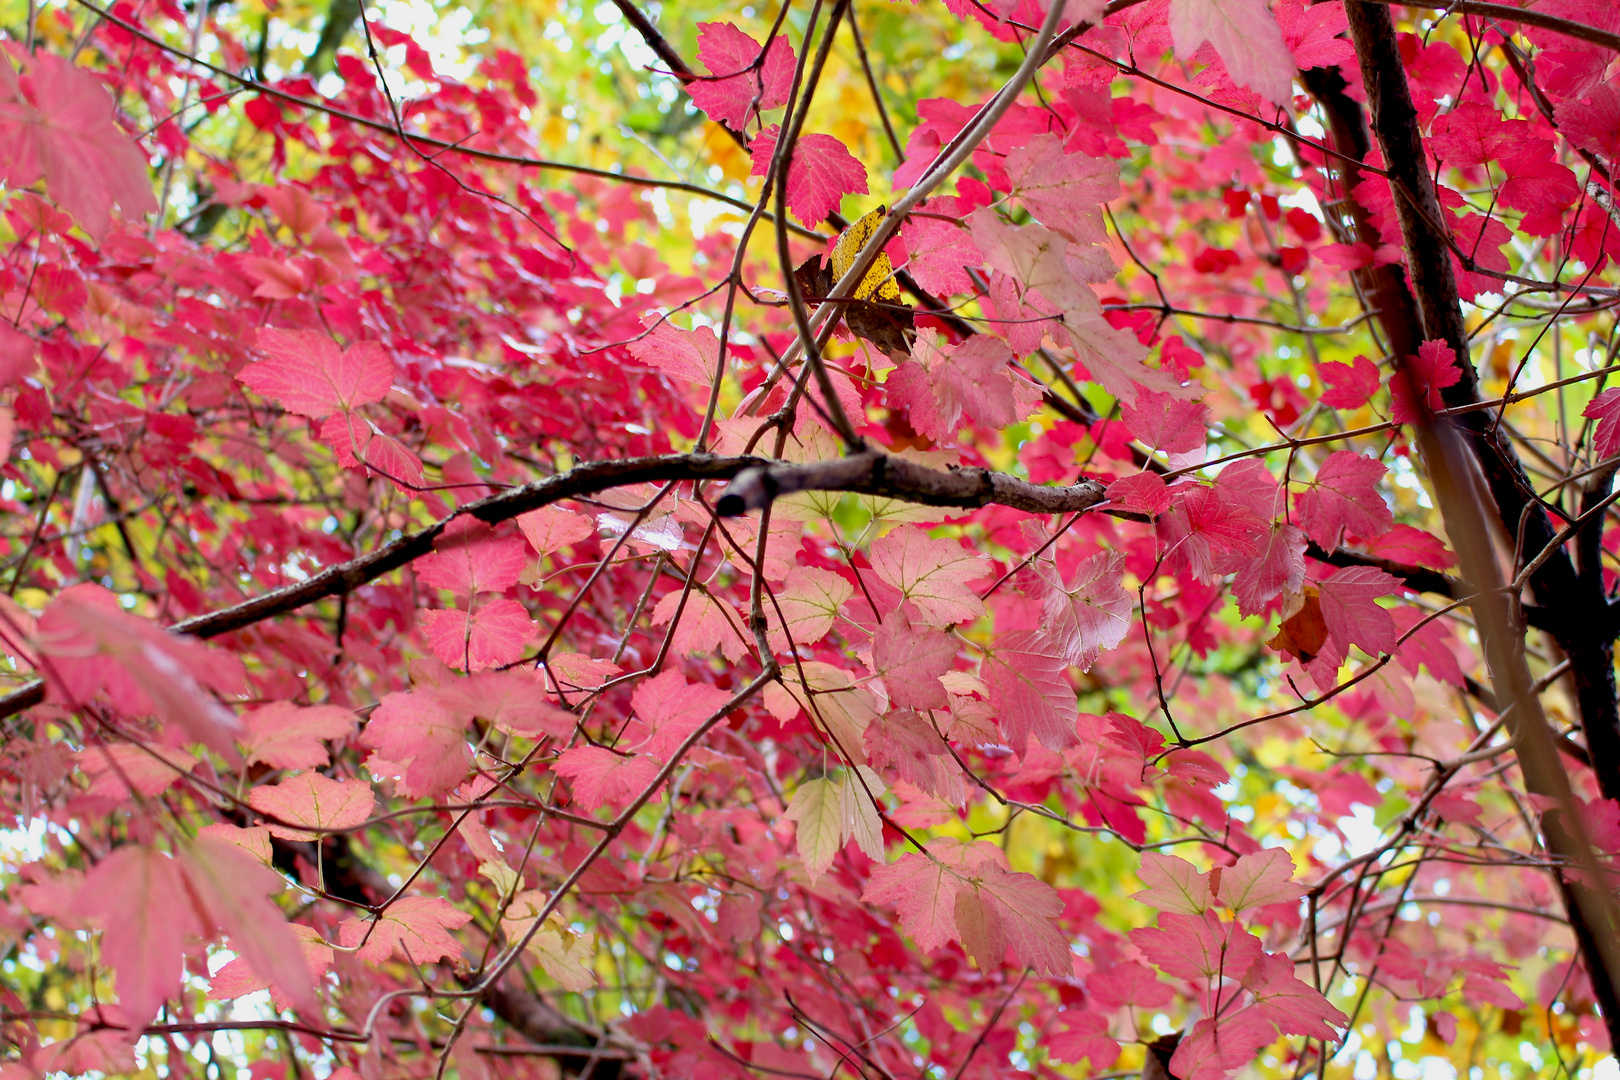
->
[{"left": 1, "top": 0, "right": 1617, "bottom": 1074}]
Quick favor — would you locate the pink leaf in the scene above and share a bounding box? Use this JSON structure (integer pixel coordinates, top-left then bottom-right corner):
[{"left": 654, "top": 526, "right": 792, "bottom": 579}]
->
[
  {"left": 1035, "top": 550, "right": 1133, "bottom": 670},
  {"left": 1132, "top": 852, "right": 1214, "bottom": 914},
  {"left": 956, "top": 867, "right": 1071, "bottom": 976},
  {"left": 415, "top": 519, "right": 529, "bottom": 597},
  {"left": 517, "top": 505, "right": 596, "bottom": 556},
  {"left": 1131, "top": 910, "right": 1263, "bottom": 981},
  {"left": 981, "top": 629, "right": 1078, "bottom": 752},
  {"left": 362, "top": 691, "right": 471, "bottom": 800},
  {"left": 70, "top": 846, "right": 200, "bottom": 1025},
  {"left": 900, "top": 214, "right": 982, "bottom": 296},
  {"left": 434, "top": 669, "right": 578, "bottom": 740},
  {"left": 1123, "top": 388, "right": 1210, "bottom": 455},
  {"left": 861, "top": 852, "right": 965, "bottom": 952},
  {"left": 1107, "top": 471, "right": 1172, "bottom": 516},
  {"left": 888, "top": 330, "right": 1039, "bottom": 440},
  {"left": 1003, "top": 134, "right": 1121, "bottom": 246},
  {"left": 750, "top": 127, "right": 869, "bottom": 226},
  {"left": 238, "top": 329, "right": 392, "bottom": 419},
  {"left": 339, "top": 896, "right": 471, "bottom": 965},
  {"left": 1089, "top": 960, "right": 1176, "bottom": 1010},
  {"left": 1242, "top": 951, "right": 1348, "bottom": 1039},
  {"left": 1232, "top": 522, "right": 1307, "bottom": 617},
  {"left": 650, "top": 589, "right": 751, "bottom": 662},
  {"left": 1170, "top": 1010, "right": 1279, "bottom": 1080},
  {"left": 629, "top": 670, "right": 731, "bottom": 759},
  {"left": 553, "top": 746, "right": 663, "bottom": 811},
  {"left": 686, "top": 22, "right": 794, "bottom": 130},
  {"left": 421, "top": 597, "right": 535, "bottom": 672},
  {"left": 872, "top": 605, "right": 955, "bottom": 711},
  {"left": 627, "top": 316, "right": 719, "bottom": 385},
  {"left": 248, "top": 772, "right": 375, "bottom": 841},
  {"left": 240, "top": 702, "right": 357, "bottom": 770},
  {"left": 1046, "top": 1012, "right": 1120, "bottom": 1067},
  {"left": 1296, "top": 451, "right": 1392, "bottom": 548},
  {"left": 1583, "top": 388, "right": 1620, "bottom": 459},
  {"left": 868, "top": 526, "right": 986, "bottom": 626},
  {"left": 1213, "top": 848, "right": 1305, "bottom": 912},
  {"left": 0, "top": 52, "right": 157, "bottom": 241},
  {"left": 1168, "top": 0, "right": 1296, "bottom": 104}
]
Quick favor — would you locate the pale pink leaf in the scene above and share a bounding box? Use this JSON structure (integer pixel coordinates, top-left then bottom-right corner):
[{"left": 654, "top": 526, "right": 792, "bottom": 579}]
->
[
  {"left": 861, "top": 853, "right": 964, "bottom": 952},
  {"left": 1242, "top": 951, "right": 1348, "bottom": 1040},
  {"left": 868, "top": 526, "right": 986, "bottom": 626},
  {"left": 421, "top": 597, "right": 535, "bottom": 672},
  {"left": 627, "top": 316, "right": 719, "bottom": 385},
  {"left": 981, "top": 629, "right": 1078, "bottom": 752},
  {"left": 339, "top": 896, "right": 471, "bottom": 965},
  {"left": 1131, "top": 910, "right": 1264, "bottom": 981},
  {"left": 415, "top": 520, "right": 529, "bottom": 596},
  {"left": 1168, "top": 0, "right": 1296, "bottom": 104},
  {"left": 1317, "top": 566, "right": 1401, "bottom": 659},
  {"left": 1004, "top": 134, "right": 1120, "bottom": 246},
  {"left": 1036, "top": 550, "right": 1132, "bottom": 670},
  {"left": 1213, "top": 848, "right": 1305, "bottom": 913},
  {"left": 1132, "top": 852, "right": 1214, "bottom": 914},
  {"left": 517, "top": 505, "right": 595, "bottom": 556},
  {"left": 872, "top": 605, "right": 955, "bottom": 710},
  {"left": 248, "top": 772, "right": 375, "bottom": 841},
  {"left": 553, "top": 746, "right": 663, "bottom": 811},
  {"left": 629, "top": 669, "right": 730, "bottom": 759},
  {"left": 362, "top": 690, "right": 471, "bottom": 799}
]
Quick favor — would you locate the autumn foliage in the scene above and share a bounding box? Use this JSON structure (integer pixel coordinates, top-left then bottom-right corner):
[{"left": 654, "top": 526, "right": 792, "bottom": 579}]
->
[{"left": 1, "top": 0, "right": 1619, "bottom": 1076}]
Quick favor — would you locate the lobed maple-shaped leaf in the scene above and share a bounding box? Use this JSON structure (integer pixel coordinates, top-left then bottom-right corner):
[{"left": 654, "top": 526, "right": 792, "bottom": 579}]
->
[
  {"left": 237, "top": 329, "right": 391, "bottom": 419},
  {"left": 900, "top": 213, "right": 982, "bottom": 296},
  {"left": 1317, "top": 566, "right": 1401, "bottom": 659},
  {"left": 1212, "top": 848, "right": 1305, "bottom": 912},
  {"left": 1046, "top": 1012, "right": 1120, "bottom": 1068},
  {"left": 340, "top": 896, "right": 472, "bottom": 965},
  {"left": 861, "top": 852, "right": 965, "bottom": 952},
  {"left": 957, "top": 866, "right": 1071, "bottom": 975},
  {"left": 1003, "top": 134, "right": 1120, "bottom": 246},
  {"left": 70, "top": 845, "right": 202, "bottom": 1025},
  {"left": 415, "top": 520, "right": 529, "bottom": 597},
  {"left": 627, "top": 316, "right": 720, "bottom": 386},
  {"left": 749, "top": 126, "right": 868, "bottom": 226},
  {"left": 248, "top": 772, "right": 375, "bottom": 841},
  {"left": 1131, "top": 910, "right": 1263, "bottom": 981},
  {"left": 199, "top": 822, "right": 273, "bottom": 865},
  {"left": 240, "top": 702, "right": 357, "bottom": 770},
  {"left": 1583, "top": 388, "right": 1620, "bottom": 459},
  {"left": 785, "top": 767, "right": 886, "bottom": 882},
  {"left": 77, "top": 743, "right": 196, "bottom": 800},
  {"left": 872, "top": 605, "right": 954, "bottom": 711},
  {"left": 362, "top": 690, "right": 470, "bottom": 799},
  {"left": 1242, "top": 951, "right": 1348, "bottom": 1040},
  {"left": 629, "top": 669, "right": 731, "bottom": 759},
  {"left": 1133, "top": 852, "right": 1214, "bottom": 914},
  {"left": 1317, "top": 354, "right": 1380, "bottom": 410},
  {"left": 1171, "top": 1009, "right": 1279, "bottom": 1080},
  {"left": 651, "top": 589, "right": 751, "bottom": 662},
  {"left": 868, "top": 526, "right": 986, "bottom": 626},
  {"left": 319, "top": 412, "right": 426, "bottom": 493},
  {"left": 1035, "top": 550, "right": 1133, "bottom": 671},
  {"left": 887, "top": 330, "right": 1040, "bottom": 440},
  {"left": 209, "top": 924, "right": 334, "bottom": 1006},
  {"left": 980, "top": 629, "right": 1079, "bottom": 752},
  {"left": 433, "top": 669, "right": 577, "bottom": 740},
  {"left": 1124, "top": 388, "right": 1210, "bottom": 455},
  {"left": 502, "top": 890, "right": 598, "bottom": 991},
  {"left": 0, "top": 52, "right": 158, "bottom": 242},
  {"left": 517, "top": 505, "right": 595, "bottom": 556},
  {"left": 1390, "top": 339, "right": 1461, "bottom": 423},
  {"left": 685, "top": 22, "right": 794, "bottom": 130},
  {"left": 1089, "top": 960, "right": 1176, "bottom": 1010},
  {"left": 1233, "top": 522, "right": 1307, "bottom": 618},
  {"left": 1295, "top": 451, "right": 1392, "bottom": 548},
  {"left": 865, "top": 711, "right": 964, "bottom": 804},
  {"left": 1168, "top": 0, "right": 1296, "bottom": 104},
  {"left": 766, "top": 566, "right": 853, "bottom": 651},
  {"left": 420, "top": 597, "right": 535, "bottom": 672},
  {"left": 553, "top": 746, "right": 662, "bottom": 811}
]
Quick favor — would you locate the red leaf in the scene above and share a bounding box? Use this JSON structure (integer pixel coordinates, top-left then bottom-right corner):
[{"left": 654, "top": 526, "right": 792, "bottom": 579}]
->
[
  {"left": 1583, "top": 387, "right": 1620, "bottom": 459},
  {"left": 238, "top": 329, "right": 392, "bottom": 419},
  {"left": 1133, "top": 852, "right": 1214, "bottom": 914},
  {"left": 899, "top": 213, "right": 981, "bottom": 296},
  {"left": 956, "top": 867, "right": 1071, "bottom": 976},
  {"left": 70, "top": 846, "right": 201, "bottom": 1025},
  {"left": 627, "top": 316, "right": 719, "bottom": 385},
  {"left": 553, "top": 746, "right": 663, "bottom": 811},
  {"left": 1390, "top": 339, "right": 1462, "bottom": 422},
  {"left": 1214, "top": 848, "right": 1305, "bottom": 912},
  {"left": 981, "top": 629, "right": 1078, "bottom": 753},
  {"left": 868, "top": 526, "right": 985, "bottom": 626},
  {"left": 1123, "top": 388, "right": 1210, "bottom": 455},
  {"left": 517, "top": 505, "right": 595, "bottom": 556},
  {"left": 415, "top": 519, "right": 529, "bottom": 597},
  {"left": 1090, "top": 960, "right": 1176, "bottom": 1009},
  {"left": 1033, "top": 550, "right": 1132, "bottom": 671},
  {"left": 1171, "top": 1009, "right": 1279, "bottom": 1080},
  {"left": 421, "top": 597, "right": 535, "bottom": 672},
  {"left": 1046, "top": 1012, "right": 1120, "bottom": 1067},
  {"left": 1233, "top": 523, "right": 1307, "bottom": 618},
  {"left": 887, "top": 330, "right": 1040, "bottom": 440},
  {"left": 1296, "top": 451, "right": 1392, "bottom": 547},
  {"left": 686, "top": 22, "right": 794, "bottom": 130},
  {"left": 861, "top": 852, "right": 965, "bottom": 952},
  {"left": 1317, "top": 354, "right": 1380, "bottom": 410},
  {"left": 1318, "top": 566, "right": 1401, "bottom": 659},
  {"left": 749, "top": 127, "right": 868, "bottom": 226},
  {"left": 0, "top": 52, "right": 157, "bottom": 241}
]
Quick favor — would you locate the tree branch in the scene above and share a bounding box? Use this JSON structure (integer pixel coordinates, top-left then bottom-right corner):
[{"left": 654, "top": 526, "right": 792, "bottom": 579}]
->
[
  {"left": 1357, "top": 0, "right": 1620, "bottom": 53},
  {"left": 0, "top": 452, "right": 1107, "bottom": 721}
]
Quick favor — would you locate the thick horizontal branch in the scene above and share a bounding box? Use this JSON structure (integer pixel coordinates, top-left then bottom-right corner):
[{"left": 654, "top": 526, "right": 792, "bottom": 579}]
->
[
  {"left": 0, "top": 452, "right": 1105, "bottom": 721},
  {"left": 715, "top": 450, "right": 1109, "bottom": 516},
  {"left": 1358, "top": 0, "right": 1620, "bottom": 52}
]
